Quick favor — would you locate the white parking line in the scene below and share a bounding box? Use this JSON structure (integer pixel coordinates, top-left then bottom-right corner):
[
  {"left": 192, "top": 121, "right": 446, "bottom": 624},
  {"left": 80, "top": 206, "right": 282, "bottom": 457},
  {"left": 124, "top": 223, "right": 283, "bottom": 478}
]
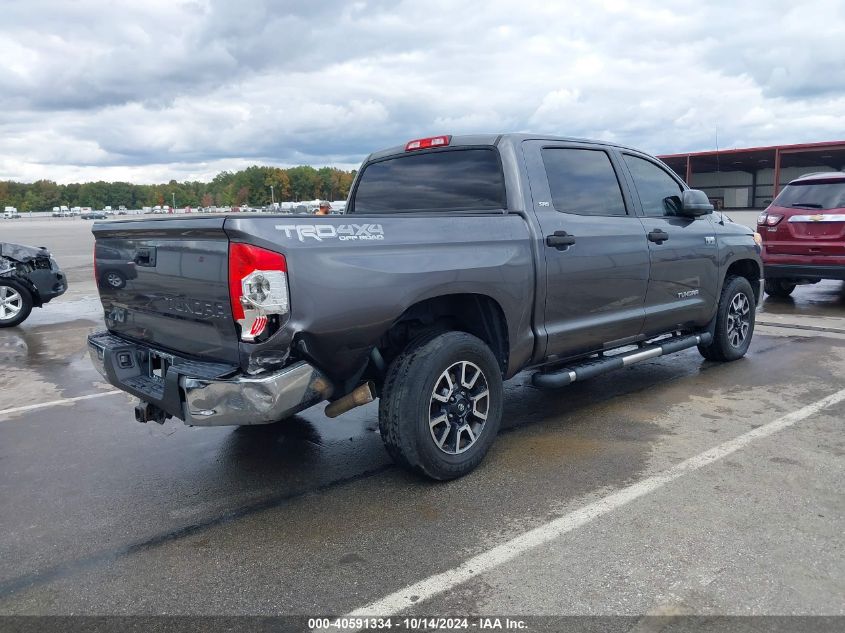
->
[
  {"left": 342, "top": 386, "right": 845, "bottom": 622},
  {"left": 0, "top": 391, "right": 122, "bottom": 419}
]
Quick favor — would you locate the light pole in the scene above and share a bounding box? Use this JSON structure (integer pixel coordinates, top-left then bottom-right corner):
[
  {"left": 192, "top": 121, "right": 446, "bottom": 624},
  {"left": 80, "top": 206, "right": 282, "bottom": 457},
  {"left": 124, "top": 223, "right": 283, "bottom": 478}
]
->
[
  {"left": 270, "top": 185, "right": 275, "bottom": 206},
  {"left": 172, "top": 192, "right": 176, "bottom": 211}
]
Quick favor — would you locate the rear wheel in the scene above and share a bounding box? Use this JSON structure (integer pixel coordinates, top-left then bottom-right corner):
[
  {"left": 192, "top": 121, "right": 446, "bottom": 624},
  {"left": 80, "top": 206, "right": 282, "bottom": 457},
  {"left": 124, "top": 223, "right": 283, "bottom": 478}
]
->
[
  {"left": 379, "top": 331, "right": 503, "bottom": 480},
  {"left": 103, "top": 270, "right": 126, "bottom": 289},
  {"left": 0, "top": 280, "right": 33, "bottom": 328},
  {"left": 698, "top": 275, "right": 755, "bottom": 362},
  {"left": 764, "top": 278, "right": 796, "bottom": 297}
]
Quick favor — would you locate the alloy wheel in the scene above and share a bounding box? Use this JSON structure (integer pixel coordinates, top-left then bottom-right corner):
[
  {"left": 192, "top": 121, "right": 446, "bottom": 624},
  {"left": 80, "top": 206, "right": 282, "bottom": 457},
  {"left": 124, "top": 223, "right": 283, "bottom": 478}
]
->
[
  {"left": 726, "top": 292, "right": 751, "bottom": 348},
  {"left": 0, "top": 286, "right": 23, "bottom": 321},
  {"left": 429, "top": 360, "right": 490, "bottom": 454}
]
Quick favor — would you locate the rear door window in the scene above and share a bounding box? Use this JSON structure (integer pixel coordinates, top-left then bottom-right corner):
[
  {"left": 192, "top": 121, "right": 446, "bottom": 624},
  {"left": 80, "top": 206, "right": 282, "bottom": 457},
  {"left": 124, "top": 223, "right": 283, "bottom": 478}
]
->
[
  {"left": 540, "top": 148, "right": 627, "bottom": 216},
  {"left": 352, "top": 149, "right": 506, "bottom": 213}
]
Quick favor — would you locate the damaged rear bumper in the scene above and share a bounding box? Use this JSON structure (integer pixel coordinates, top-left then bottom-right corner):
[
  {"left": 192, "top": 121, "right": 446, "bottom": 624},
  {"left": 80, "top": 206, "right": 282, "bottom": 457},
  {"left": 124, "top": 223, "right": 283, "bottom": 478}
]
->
[{"left": 87, "top": 330, "right": 333, "bottom": 426}]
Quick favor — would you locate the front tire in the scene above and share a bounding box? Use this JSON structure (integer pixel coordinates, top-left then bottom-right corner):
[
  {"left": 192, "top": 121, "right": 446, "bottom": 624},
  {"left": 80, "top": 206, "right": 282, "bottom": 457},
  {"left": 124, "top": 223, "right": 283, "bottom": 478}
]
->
[
  {"left": 698, "top": 275, "right": 755, "bottom": 361},
  {"left": 379, "top": 331, "right": 503, "bottom": 480},
  {"left": 764, "top": 278, "right": 795, "bottom": 297},
  {"left": 0, "top": 280, "right": 33, "bottom": 328}
]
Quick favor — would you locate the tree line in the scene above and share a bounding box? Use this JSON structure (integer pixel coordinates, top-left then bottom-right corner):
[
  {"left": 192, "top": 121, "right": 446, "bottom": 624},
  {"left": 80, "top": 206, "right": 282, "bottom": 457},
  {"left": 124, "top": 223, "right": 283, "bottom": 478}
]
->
[{"left": 0, "top": 165, "right": 357, "bottom": 212}]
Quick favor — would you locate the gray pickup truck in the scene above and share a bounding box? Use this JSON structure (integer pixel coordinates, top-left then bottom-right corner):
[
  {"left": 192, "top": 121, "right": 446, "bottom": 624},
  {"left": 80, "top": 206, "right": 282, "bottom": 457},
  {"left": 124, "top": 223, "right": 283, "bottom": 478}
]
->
[{"left": 88, "top": 133, "right": 762, "bottom": 479}]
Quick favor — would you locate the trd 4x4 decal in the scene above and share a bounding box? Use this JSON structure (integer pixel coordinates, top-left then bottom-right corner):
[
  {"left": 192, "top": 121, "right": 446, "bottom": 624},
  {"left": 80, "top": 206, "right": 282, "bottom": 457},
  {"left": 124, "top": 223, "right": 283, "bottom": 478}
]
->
[{"left": 275, "top": 223, "right": 385, "bottom": 242}]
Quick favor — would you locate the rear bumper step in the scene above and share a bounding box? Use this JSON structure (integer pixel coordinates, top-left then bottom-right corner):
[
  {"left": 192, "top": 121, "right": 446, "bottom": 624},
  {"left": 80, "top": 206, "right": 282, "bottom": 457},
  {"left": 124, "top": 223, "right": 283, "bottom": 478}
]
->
[{"left": 531, "top": 333, "right": 712, "bottom": 389}]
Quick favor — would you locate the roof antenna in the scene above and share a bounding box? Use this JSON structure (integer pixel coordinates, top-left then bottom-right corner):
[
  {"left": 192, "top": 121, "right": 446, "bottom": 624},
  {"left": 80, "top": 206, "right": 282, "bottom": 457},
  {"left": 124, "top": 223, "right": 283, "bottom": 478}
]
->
[
  {"left": 714, "top": 126, "right": 725, "bottom": 222},
  {"left": 714, "top": 127, "right": 721, "bottom": 174}
]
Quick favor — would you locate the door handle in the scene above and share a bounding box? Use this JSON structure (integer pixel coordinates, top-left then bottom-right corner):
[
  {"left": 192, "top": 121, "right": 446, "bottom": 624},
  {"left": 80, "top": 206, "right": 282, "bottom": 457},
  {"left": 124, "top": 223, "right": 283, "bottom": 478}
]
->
[
  {"left": 647, "top": 229, "right": 669, "bottom": 244},
  {"left": 546, "top": 231, "right": 576, "bottom": 250}
]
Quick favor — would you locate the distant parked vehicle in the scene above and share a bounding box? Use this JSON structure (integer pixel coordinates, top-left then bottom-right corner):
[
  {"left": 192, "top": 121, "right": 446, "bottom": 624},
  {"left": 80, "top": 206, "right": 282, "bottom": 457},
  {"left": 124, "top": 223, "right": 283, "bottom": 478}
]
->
[
  {"left": 0, "top": 242, "right": 67, "bottom": 327},
  {"left": 759, "top": 172, "right": 845, "bottom": 296},
  {"left": 3, "top": 207, "right": 21, "bottom": 219},
  {"left": 80, "top": 210, "right": 108, "bottom": 220}
]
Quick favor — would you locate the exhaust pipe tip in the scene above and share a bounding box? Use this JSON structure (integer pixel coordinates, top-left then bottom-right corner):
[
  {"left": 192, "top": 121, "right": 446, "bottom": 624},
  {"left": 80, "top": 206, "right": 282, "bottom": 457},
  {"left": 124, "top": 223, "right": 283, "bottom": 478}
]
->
[{"left": 324, "top": 382, "right": 376, "bottom": 419}]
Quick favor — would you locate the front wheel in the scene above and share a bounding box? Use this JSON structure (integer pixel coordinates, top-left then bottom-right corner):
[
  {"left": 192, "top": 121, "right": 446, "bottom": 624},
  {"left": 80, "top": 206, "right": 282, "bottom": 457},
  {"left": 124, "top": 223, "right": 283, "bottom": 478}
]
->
[
  {"left": 379, "top": 331, "right": 503, "bottom": 480},
  {"left": 0, "top": 280, "right": 33, "bottom": 328},
  {"left": 764, "top": 278, "right": 796, "bottom": 297},
  {"left": 698, "top": 275, "right": 756, "bottom": 362}
]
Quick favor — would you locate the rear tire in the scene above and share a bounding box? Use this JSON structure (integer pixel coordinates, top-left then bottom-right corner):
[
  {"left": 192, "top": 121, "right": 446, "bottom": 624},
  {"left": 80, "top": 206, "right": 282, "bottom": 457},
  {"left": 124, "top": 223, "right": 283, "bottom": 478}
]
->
[
  {"left": 102, "top": 270, "right": 127, "bottom": 289},
  {"left": 379, "top": 331, "right": 503, "bottom": 480},
  {"left": 698, "top": 275, "right": 755, "bottom": 362},
  {"left": 764, "top": 278, "right": 796, "bottom": 297},
  {"left": 0, "top": 280, "right": 33, "bottom": 328}
]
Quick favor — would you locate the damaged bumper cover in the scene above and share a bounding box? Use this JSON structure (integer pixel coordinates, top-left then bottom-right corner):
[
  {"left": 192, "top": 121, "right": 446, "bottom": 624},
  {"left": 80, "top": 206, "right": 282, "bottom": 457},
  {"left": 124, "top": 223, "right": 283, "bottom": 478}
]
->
[
  {"left": 0, "top": 242, "right": 67, "bottom": 304},
  {"left": 87, "top": 330, "right": 333, "bottom": 426}
]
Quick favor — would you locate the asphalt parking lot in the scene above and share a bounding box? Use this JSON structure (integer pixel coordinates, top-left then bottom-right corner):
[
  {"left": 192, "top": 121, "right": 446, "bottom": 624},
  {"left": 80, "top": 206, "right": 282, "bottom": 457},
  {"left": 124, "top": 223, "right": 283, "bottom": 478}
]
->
[{"left": 1, "top": 218, "right": 843, "bottom": 628}]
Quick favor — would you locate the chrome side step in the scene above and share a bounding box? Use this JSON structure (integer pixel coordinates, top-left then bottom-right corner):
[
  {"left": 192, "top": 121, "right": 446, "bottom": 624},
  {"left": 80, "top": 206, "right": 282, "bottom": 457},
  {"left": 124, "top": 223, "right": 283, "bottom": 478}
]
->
[{"left": 531, "top": 332, "right": 712, "bottom": 389}]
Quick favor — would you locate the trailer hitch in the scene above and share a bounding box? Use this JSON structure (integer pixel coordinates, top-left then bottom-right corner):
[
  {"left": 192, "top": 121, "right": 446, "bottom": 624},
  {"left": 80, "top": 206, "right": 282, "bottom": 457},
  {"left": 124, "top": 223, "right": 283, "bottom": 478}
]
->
[{"left": 134, "top": 400, "right": 170, "bottom": 424}]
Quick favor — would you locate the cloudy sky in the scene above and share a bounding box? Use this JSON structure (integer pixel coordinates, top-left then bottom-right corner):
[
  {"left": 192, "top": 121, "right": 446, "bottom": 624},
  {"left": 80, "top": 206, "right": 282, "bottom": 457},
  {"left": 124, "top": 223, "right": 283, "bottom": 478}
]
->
[{"left": 2, "top": 0, "right": 844, "bottom": 184}]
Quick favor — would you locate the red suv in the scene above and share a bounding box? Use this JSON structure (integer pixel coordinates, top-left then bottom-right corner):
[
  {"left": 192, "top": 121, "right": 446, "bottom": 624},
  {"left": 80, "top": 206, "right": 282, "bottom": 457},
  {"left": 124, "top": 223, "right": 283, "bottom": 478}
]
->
[{"left": 758, "top": 172, "right": 845, "bottom": 297}]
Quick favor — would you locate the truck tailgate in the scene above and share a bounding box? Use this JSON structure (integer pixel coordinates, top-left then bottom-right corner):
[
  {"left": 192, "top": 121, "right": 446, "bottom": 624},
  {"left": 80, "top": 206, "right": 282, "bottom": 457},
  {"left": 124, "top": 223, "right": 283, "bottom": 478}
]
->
[{"left": 92, "top": 218, "right": 239, "bottom": 363}]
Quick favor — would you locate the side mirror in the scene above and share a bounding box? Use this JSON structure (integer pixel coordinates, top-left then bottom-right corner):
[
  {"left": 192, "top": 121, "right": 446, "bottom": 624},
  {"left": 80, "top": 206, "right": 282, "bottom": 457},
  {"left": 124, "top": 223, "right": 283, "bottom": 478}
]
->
[{"left": 680, "top": 189, "right": 714, "bottom": 217}]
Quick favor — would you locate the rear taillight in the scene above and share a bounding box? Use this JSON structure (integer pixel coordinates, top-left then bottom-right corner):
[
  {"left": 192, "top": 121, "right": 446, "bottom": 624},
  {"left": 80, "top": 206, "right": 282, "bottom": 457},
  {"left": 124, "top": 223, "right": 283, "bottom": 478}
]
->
[
  {"left": 228, "top": 243, "right": 289, "bottom": 342},
  {"left": 757, "top": 212, "right": 783, "bottom": 226},
  {"left": 93, "top": 244, "right": 98, "bottom": 287}
]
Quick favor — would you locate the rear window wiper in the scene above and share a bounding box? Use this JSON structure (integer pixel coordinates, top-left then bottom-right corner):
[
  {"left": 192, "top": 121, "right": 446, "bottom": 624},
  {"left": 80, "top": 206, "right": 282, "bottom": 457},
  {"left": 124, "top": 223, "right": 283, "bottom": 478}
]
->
[{"left": 790, "top": 202, "right": 823, "bottom": 208}]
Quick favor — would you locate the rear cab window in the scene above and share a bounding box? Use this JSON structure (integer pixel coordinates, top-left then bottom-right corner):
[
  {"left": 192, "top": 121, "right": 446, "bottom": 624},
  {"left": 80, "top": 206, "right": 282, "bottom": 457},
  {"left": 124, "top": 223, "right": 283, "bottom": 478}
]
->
[{"left": 350, "top": 148, "right": 506, "bottom": 213}]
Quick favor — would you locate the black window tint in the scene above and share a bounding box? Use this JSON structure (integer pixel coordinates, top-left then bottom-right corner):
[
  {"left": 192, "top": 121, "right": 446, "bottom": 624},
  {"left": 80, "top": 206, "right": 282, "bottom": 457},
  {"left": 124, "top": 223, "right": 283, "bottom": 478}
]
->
[
  {"left": 623, "top": 154, "right": 683, "bottom": 217},
  {"left": 541, "top": 148, "right": 626, "bottom": 216},
  {"left": 773, "top": 180, "right": 845, "bottom": 210},
  {"left": 352, "top": 149, "right": 505, "bottom": 213}
]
